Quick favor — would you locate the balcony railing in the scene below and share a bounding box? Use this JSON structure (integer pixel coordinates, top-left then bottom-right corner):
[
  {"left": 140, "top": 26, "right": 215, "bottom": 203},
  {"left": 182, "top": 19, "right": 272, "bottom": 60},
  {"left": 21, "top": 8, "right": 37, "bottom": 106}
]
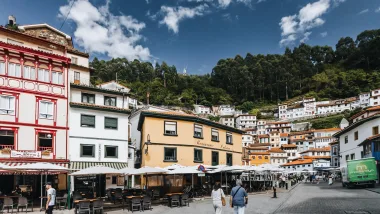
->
[
  {"left": 38, "top": 146, "right": 52, "bottom": 151},
  {"left": 0, "top": 145, "right": 14, "bottom": 150},
  {"left": 164, "top": 156, "right": 177, "bottom": 161}
]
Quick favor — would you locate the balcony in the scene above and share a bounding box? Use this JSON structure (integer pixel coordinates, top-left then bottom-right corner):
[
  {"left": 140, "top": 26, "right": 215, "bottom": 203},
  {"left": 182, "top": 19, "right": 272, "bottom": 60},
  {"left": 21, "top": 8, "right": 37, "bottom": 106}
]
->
[{"left": 0, "top": 145, "right": 14, "bottom": 150}]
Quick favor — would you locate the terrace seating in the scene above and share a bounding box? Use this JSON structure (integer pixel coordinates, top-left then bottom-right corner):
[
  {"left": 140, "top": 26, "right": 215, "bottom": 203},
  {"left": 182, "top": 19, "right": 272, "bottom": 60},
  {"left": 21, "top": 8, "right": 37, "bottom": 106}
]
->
[
  {"left": 170, "top": 195, "right": 180, "bottom": 208},
  {"left": 181, "top": 194, "right": 190, "bottom": 207},
  {"left": 92, "top": 200, "right": 104, "bottom": 214},
  {"left": 17, "top": 197, "right": 28, "bottom": 212},
  {"left": 131, "top": 198, "right": 141, "bottom": 212},
  {"left": 142, "top": 196, "right": 152, "bottom": 211},
  {"left": 57, "top": 193, "right": 68, "bottom": 210},
  {"left": 77, "top": 201, "right": 91, "bottom": 214},
  {"left": 3, "top": 198, "right": 14, "bottom": 213}
]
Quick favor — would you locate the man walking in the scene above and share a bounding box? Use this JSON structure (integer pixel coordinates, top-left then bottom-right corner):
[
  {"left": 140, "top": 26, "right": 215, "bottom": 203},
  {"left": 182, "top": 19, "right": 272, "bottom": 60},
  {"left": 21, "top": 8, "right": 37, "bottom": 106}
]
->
[
  {"left": 230, "top": 180, "right": 248, "bottom": 214},
  {"left": 45, "top": 182, "right": 56, "bottom": 214}
]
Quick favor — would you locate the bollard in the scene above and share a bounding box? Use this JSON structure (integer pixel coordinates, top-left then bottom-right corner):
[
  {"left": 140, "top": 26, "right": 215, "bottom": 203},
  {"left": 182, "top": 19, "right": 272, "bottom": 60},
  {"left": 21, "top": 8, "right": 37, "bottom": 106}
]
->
[
  {"left": 285, "top": 183, "right": 288, "bottom": 190},
  {"left": 272, "top": 186, "right": 277, "bottom": 198}
]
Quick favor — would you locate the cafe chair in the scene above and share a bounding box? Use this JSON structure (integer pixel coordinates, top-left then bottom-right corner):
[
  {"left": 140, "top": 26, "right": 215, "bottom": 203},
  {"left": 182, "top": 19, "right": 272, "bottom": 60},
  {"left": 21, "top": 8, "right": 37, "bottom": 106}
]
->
[
  {"left": 106, "top": 190, "right": 115, "bottom": 204},
  {"left": 170, "top": 195, "right": 180, "bottom": 208},
  {"left": 152, "top": 189, "right": 160, "bottom": 200},
  {"left": 57, "top": 193, "right": 68, "bottom": 210},
  {"left": 131, "top": 198, "right": 141, "bottom": 213},
  {"left": 17, "top": 197, "right": 28, "bottom": 212},
  {"left": 3, "top": 198, "right": 14, "bottom": 213},
  {"left": 72, "top": 192, "right": 83, "bottom": 210},
  {"left": 142, "top": 196, "right": 152, "bottom": 211},
  {"left": 92, "top": 200, "right": 104, "bottom": 214},
  {"left": 181, "top": 194, "right": 190, "bottom": 207},
  {"left": 114, "top": 191, "right": 123, "bottom": 204},
  {"left": 26, "top": 197, "right": 33, "bottom": 212},
  {"left": 77, "top": 201, "right": 91, "bottom": 214}
]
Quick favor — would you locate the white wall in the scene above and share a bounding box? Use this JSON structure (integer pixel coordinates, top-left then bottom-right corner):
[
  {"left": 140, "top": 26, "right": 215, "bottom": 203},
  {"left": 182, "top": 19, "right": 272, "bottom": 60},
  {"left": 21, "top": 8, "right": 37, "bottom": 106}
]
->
[
  {"left": 339, "top": 118, "right": 380, "bottom": 167},
  {"left": 71, "top": 89, "right": 130, "bottom": 109}
]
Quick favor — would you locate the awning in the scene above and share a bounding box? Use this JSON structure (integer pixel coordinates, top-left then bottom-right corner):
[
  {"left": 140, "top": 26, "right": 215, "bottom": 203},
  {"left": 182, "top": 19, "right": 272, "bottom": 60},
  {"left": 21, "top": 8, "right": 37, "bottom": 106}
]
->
[
  {"left": 2, "top": 161, "right": 69, "bottom": 168},
  {"left": 70, "top": 161, "right": 128, "bottom": 171}
]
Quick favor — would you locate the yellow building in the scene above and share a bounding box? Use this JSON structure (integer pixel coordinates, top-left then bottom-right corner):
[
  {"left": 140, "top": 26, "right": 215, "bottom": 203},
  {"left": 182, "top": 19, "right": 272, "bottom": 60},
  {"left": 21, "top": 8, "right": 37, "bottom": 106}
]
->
[
  {"left": 137, "top": 111, "right": 244, "bottom": 168},
  {"left": 243, "top": 144, "right": 271, "bottom": 166}
]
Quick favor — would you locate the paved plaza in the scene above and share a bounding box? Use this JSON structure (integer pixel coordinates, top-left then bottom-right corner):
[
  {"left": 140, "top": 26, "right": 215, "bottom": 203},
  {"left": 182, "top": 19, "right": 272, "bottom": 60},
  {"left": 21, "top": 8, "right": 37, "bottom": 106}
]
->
[{"left": 28, "top": 182, "right": 380, "bottom": 214}]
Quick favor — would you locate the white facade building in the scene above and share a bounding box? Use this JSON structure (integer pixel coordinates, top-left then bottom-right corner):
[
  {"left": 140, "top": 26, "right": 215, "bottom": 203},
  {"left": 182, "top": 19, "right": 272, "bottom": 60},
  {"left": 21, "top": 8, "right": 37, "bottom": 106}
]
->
[
  {"left": 370, "top": 88, "right": 380, "bottom": 106},
  {"left": 218, "top": 105, "right": 235, "bottom": 116},
  {"left": 236, "top": 114, "right": 256, "bottom": 129},
  {"left": 359, "top": 92, "right": 370, "bottom": 107},
  {"left": 313, "top": 128, "right": 340, "bottom": 148},
  {"left": 257, "top": 120, "right": 267, "bottom": 135},
  {"left": 334, "top": 114, "right": 380, "bottom": 167},
  {"left": 219, "top": 116, "right": 235, "bottom": 128},
  {"left": 193, "top": 105, "right": 211, "bottom": 114},
  {"left": 242, "top": 134, "right": 254, "bottom": 147}
]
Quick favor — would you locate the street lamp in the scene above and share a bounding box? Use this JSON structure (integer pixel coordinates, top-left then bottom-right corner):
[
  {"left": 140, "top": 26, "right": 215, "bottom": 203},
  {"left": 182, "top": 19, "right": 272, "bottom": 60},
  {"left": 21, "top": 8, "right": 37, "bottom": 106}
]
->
[{"left": 144, "top": 134, "right": 152, "bottom": 155}]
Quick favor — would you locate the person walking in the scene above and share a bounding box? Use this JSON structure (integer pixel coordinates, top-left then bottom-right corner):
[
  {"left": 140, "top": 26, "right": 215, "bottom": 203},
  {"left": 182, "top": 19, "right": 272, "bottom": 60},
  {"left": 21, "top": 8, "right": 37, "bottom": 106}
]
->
[
  {"left": 211, "top": 184, "right": 225, "bottom": 214},
  {"left": 45, "top": 182, "right": 56, "bottom": 214},
  {"left": 230, "top": 180, "right": 248, "bottom": 214}
]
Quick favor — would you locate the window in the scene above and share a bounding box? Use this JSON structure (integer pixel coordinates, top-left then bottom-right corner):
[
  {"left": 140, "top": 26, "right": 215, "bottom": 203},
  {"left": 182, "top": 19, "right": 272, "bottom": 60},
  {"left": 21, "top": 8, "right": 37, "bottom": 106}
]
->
[
  {"left": 226, "top": 153, "right": 233, "bottom": 166},
  {"left": 38, "top": 69, "right": 49, "bottom": 82},
  {"left": 71, "top": 57, "right": 78, "bottom": 65},
  {"left": 345, "top": 155, "right": 349, "bottom": 160},
  {"left": 52, "top": 71, "right": 63, "bottom": 84},
  {"left": 226, "top": 133, "right": 233, "bottom": 144},
  {"left": 194, "top": 124, "right": 203, "bottom": 138},
  {"left": 252, "top": 156, "right": 256, "bottom": 159},
  {"left": 264, "top": 156, "right": 268, "bottom": 159},
  {"left": 0, "top": 62, "right": 5, "bottom": 75},
  {"left": 373, "top": 126, "right": 379, "bottom": 135},
  {"left": 81, "top": 93, "right": 95, "bottom": 104},
  {"left": 164, "top": 147, "right": 177, "bottom": 161},
  {"left": 38, "top": 133, "right": 52, "bottom": 151},
  {"left": 74, "top": 71, "right": 80, "bottom": 83},
  {"left": 164, "top": 121, "right": 177, "bottom": 135},
  {"left": 81, "top": 115, "right": 95, "bottom": 128},
  {"left": 0, "top": 130, "right": 15, "bottom": 149},
  {"left": 345, "top": 136, "right": 348, "bottom": 144},
  {"left": 354, "top": 131, "right": 358, "bottom": 141},
  {"left": 8, "top": 63, "right": 21, "bottom": 77},
  {"left": 104, "top": 96, "right": 116, "bottom": 106},
  {"left": 39, "top": 101, "right": 53, "bottom": 119},
  {"left": 23, "top": 66, "right": 36, "bottom": 80},
  {"left": 104, "top": 146, "right": 118, "bottom": 158},
  {"left": 194, "top": 149, "right": 203, "bottom": 162},
  {"left": 258, "top": 156, "right": 262, "bottom": 159},
  {"left": 80, "top": 144, "right": 95, "bottom": 157},
  {"left": 112, "top": 176, "right": 117, "bottom": 184},
  {"left": 0, "top": 95, "right": 15, "bottom": 115},
  {"left": 212, "top": 151, "right": 219, "bottom": 166},
  {"left": 105, "top": 117, "right": 118, "bottom": 130},
  {"left": 361, "top": 151, "right": 364, "bottom": 158},
  {"left": 350, "top": 153, "right": 355, "bottom": 160}
]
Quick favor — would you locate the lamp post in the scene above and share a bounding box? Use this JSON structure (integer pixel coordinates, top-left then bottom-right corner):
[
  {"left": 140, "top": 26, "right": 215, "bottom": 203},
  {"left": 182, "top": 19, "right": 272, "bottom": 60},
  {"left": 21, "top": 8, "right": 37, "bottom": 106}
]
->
[{"left": 144, "top": 134, "right": 151, "bottom": 155}]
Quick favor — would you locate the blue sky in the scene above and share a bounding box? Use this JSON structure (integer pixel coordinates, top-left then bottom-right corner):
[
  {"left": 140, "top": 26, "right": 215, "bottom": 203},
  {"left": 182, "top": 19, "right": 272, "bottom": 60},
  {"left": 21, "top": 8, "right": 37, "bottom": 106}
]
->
[{"left": 1, "top": 0, "right": 379, "bottom": 74}]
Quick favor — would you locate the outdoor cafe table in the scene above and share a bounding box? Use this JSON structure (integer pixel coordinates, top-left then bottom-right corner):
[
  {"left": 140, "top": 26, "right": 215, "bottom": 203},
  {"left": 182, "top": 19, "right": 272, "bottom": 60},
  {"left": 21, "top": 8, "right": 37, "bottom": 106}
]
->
[
  {"left": 165, "top": 193, "right": 183, "bottom": 207},
  {"left": 124, "top": 195, "right": 143, "bottom": 211}
]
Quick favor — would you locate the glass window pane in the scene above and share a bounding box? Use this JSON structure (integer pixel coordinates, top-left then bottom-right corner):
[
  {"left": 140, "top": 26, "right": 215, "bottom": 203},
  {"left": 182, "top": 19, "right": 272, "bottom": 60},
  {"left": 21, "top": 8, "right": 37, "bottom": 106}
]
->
[{"left": 0, "top": 62, "right": 5, "bottom": 75}]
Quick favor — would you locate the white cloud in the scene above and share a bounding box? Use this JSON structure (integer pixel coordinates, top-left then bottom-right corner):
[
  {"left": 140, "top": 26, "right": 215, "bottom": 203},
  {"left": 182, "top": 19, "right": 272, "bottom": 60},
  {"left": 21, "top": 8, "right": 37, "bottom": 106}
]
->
[
  {"left": 59, "top": 0, "right": 150, "bottom": 61},
  {"left": 257, "top": 0, "right": 266, "bottom": 3},
  {"left": 376, "top": 7, "right": 380, "bottom": 13},
  {"left": 358, "top": 9, "right": 369, "bottom": 15},
  {"left": 279, "top": 0, "right": 344, "bottom": 46},
  {"left": 158, "top": 4, "right": 209, "bottom": 33},
  {"left": 300, "top": 32, "right": 311, "bottom": 43},
  {"left": 218, "top": 0, "right": 232, "bottom": 8},
  {"left": 320, "top": 31, "right": 328, "bottom": 37}
]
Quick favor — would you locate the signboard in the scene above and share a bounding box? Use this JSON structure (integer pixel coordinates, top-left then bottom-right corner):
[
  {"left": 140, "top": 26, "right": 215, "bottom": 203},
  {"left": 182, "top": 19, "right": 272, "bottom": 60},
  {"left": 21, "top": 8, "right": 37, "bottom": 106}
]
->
[
  {"left": 11, "top": 150, "right": 42, "bottom": 159},
  {"left": 347, "top": 158, "right": 378, "bottom": 182},
  {"left": 198, "top": 173, "right": 205, "bottom": 177}
]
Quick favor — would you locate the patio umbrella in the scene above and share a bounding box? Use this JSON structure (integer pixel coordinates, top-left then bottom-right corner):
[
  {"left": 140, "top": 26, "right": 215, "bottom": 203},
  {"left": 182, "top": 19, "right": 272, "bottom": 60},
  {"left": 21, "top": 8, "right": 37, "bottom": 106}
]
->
[
  {"left": 130, "top": 167, "right": 167, "bottom": 189},
  {"left": 119, "top": 167, "right": 138, "bottom": 175},
  {"left": 70, "top": 165, "right": 122, "bottom": 176},
  {"left": 163, "top": 164, "right": 185, "bottom": 171}
]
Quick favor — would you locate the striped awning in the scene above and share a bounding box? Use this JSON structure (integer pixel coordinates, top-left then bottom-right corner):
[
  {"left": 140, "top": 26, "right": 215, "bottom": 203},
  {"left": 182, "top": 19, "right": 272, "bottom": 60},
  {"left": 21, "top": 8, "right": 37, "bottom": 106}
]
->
[
  {"left": 2, "top": 161, "right": 69, "bottom": 168},
  {"left": 70, "top": 162, "right": 128, "bottom": 171}
]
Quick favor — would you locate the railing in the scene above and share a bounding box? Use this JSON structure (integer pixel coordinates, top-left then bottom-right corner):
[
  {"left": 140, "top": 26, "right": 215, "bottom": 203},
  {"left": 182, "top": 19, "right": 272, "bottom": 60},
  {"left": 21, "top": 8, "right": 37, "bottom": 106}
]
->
[
  {"left": 164, "top": 156, "right": 177, "bottom": 161},
  {"left": 0, "top": 145, "right": 14, "bottom": 150},
  {"left": 38, "top": 146, "right": 52, "bottom": 151}
]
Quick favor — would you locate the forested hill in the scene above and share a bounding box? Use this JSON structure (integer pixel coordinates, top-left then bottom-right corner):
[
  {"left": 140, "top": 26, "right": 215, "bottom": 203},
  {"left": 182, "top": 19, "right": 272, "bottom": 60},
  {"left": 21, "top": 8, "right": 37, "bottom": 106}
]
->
[{"left": 90, "top": 29, "right": 380, "bottom": 110}]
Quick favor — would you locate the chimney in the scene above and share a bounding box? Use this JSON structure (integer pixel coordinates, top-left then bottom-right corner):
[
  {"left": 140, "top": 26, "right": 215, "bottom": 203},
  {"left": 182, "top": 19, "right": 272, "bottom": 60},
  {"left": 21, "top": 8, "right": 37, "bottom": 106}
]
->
[{"left": 8, "top": 15, "right": 16, "bottom": 26}]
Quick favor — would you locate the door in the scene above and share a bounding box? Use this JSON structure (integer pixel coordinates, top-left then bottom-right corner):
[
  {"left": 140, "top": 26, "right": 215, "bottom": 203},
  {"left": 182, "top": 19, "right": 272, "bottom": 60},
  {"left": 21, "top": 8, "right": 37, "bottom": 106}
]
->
[{"left": 212, "top": 151, "right": 219, "bottom": 166}]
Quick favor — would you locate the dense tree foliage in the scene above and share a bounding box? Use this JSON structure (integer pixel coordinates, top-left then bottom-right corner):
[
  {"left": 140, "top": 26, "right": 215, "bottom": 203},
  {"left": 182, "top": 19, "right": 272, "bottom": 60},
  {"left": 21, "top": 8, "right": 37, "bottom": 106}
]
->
[{"left": 90, "top": 29, "right": 380, "bottom": 109}]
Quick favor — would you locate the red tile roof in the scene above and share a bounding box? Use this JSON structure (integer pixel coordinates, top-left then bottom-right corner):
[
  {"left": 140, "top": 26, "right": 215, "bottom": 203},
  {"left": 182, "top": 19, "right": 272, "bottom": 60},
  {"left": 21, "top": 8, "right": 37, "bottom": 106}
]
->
[
  {"left": 299, "top": 147, "right": 331, "bottom": 154},
  {"left": 258, "top": 134, "right": 270, "bottom": 138},
  {"left": 281, "top": 144, "right": 297, "bottom": 148},
  {"left": 280, "top": 133, "right": 289, "bottom": 137},
  {"left": 349, "top": 106, "right": 380, "bottom": 120},
  {"left": 302, "top": 155, "right": 331, "bottom": 159},
  {"left": 267, "top": 148, "right": 286, "bottom": 153},
  {"left": 248, "top": 143, "right": 271, "bottom": 147},
  {"left": 248, "top": 152, "right": 270, "bottom": 155},
  {"left": 312, "top": 128, "right": 341, "bottom": 132},
  {"left": 281, "top": 159, "right": 313, "bottom": 166}
]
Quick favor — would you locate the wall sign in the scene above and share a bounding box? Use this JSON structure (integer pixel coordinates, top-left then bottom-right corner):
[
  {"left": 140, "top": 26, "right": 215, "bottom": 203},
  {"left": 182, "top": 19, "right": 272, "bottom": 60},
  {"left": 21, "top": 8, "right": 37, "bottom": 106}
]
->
[{"left": 11, "top": 150, "right": 42, "bottom": 159}]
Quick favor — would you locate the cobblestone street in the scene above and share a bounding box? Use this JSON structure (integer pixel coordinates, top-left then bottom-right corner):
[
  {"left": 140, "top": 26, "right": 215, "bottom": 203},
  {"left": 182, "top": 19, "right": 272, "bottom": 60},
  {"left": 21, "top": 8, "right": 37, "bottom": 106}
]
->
[{"left": 41, "top": 181, "right": 380, "bottom": 214}]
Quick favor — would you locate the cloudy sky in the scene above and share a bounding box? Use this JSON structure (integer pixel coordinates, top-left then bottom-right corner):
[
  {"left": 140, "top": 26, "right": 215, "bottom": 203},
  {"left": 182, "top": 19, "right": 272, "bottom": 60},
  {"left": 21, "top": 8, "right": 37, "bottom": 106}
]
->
[{"left": 1, "top": 0, "right": 379, "bottom": 74}]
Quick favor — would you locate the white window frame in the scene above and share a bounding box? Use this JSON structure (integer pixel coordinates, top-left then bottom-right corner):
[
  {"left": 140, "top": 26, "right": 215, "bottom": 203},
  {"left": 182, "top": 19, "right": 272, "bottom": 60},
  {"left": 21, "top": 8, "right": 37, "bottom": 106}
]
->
[
  {"left": 0, "top": 95, "right": 15, "bottom": 115},
  {"left": 39, "top": 101, "right": 53, "bottom": 119},
  {"left": 52, "top": 71, "right": 63, "bottom": 85},
  {"left": 0, "top": 61, "right": 5, "bottom": 75},
  {"left": 8, "top": 63, "right": 21, "bottom": 77},
  {"left": 23, "top": 66, "right": 36, "bottom": 80},
  {"left": 164, "top": 121, "right": 177, "bottom": 135},
  {"left": 38, "top": 69, "right": 50, "bottom": 82}
]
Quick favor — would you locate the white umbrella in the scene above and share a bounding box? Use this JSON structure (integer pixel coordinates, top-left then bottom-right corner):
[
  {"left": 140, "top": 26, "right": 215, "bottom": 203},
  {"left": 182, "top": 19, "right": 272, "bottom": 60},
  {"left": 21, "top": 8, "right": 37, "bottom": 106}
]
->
[
  {"left": 167, "top": 167, "right": 204, "bottom": 175},
  {"left": 119, "top": 167, "right": 138, "bottom": 175},
  {"left": 131, "top": 166, "right": 167, "bottom": 175},
  {"left": 0, "top": 163, "right": 11, "bottom": 170},
  {"left": 71, "top": 165, "right": 122, "bottom": 176},
  {"left": 163, "top": 164, "right": 185, "bottom": 171}
]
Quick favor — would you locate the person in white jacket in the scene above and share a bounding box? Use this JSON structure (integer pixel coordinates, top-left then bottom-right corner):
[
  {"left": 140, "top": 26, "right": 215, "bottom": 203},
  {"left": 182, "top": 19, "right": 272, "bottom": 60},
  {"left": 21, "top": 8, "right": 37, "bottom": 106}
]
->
[{"left": 211, "top": 183, "right": 225, "bottom": 214}]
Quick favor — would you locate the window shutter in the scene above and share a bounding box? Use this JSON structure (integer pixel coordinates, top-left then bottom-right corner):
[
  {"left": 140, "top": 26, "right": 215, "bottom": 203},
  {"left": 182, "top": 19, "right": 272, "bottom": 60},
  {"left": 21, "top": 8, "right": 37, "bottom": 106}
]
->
[
  {"left": 47, "top": 102, "right": 53, "bottom": 118},
  {"left": 38, "top": 69, "right": 44, "bottom": 81},
  {"left": 8, "top": 97, "right": 15, "bottom": 112},
  {"left": 30, "top": 68, "right": 36, "bottom": 80},
  {"left": 15, "top": 64, "right": 21, "bottom": 77},
  {"left": 0, "top": 96, "right": 5, "bottom": 110},
  {"left": 105, "top": 118, "right": 117, "bottom": 128},
  {"left": 44, "top": 70, "right": 50, "bottom": 82},
  {"left": 0, "top": 62, "right": 4, "bottom": 75},
  {"left": 82, "top": 115, "right": 95, "bottom": 126},
  {"left": 39, "top": 101, "right": 47, "bottom": 114},
  {"left": 165, "top": 123, "right": 176, "bottom": 131}
]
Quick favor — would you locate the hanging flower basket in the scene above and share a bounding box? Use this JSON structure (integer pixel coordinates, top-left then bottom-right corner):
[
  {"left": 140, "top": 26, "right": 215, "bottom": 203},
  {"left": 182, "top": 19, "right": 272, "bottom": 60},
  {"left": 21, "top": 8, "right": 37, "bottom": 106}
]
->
[
  {"left": 42, "top": 149, "right": 51, "bottom": 156},
  {"left": 1, "top": 148, "right": 11, "bottom": 154}
]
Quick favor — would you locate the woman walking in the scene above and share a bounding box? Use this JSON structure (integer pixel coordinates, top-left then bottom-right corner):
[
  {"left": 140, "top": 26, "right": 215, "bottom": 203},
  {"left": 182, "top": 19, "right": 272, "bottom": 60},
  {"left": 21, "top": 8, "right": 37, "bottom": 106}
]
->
[{"left": 211, "top": 183, "right": 225, "bottom": 214}]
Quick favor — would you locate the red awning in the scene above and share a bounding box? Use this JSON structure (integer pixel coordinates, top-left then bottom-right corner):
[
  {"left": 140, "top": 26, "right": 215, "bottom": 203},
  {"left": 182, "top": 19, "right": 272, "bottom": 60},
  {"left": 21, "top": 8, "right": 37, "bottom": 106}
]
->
[{"left": 0, "top": 162, "right": 69, "bottom": 175}]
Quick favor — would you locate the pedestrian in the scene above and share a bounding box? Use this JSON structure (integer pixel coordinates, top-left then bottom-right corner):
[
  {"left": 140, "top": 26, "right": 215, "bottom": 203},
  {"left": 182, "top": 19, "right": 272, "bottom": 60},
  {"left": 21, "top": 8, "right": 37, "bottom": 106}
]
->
[
  {"left": 45, "top": 182, "right": 56, "bottom": 214},
  {"left": 309, "top": 175, "right": 312, "bottom": 183},
  {"left": 211, "top": 184, "right": 225, "bottom": 214},
  {"left": 328, "top": 175, "right": 333, "bottom": 185},
  {"left": 230, "top": 180, "right": 248, "bottom": 214}
]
